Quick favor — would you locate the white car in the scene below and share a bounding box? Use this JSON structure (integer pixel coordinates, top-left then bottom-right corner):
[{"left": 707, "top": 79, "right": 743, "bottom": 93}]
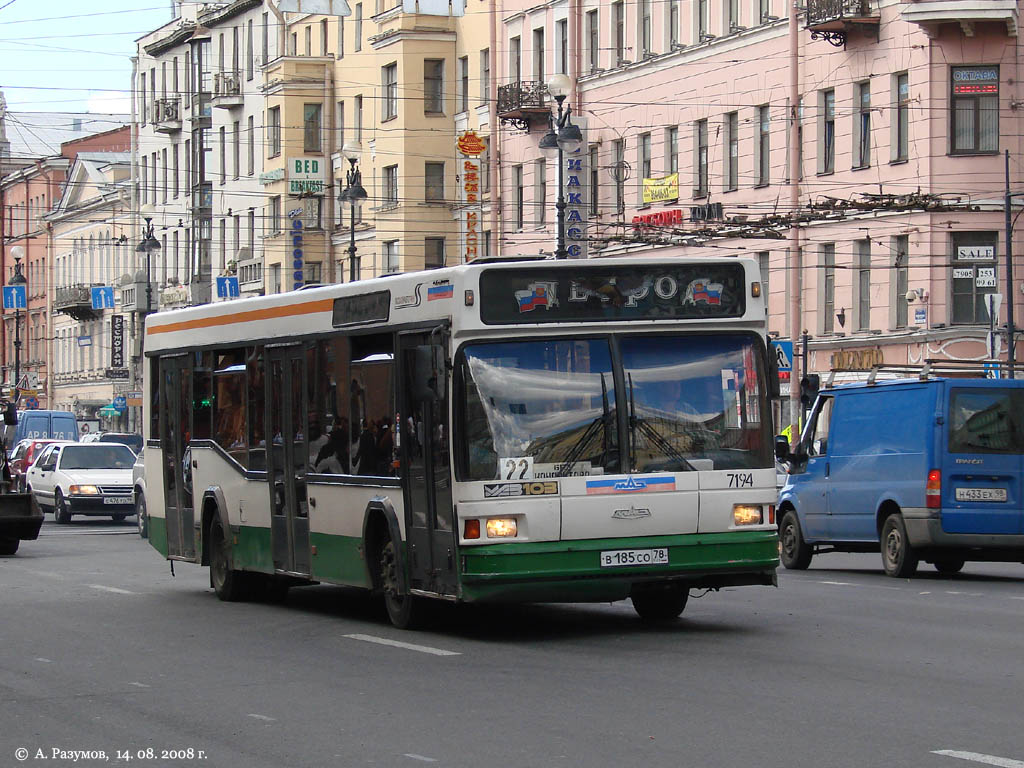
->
[{"left": 26, "top": 443, "right": 137, "bottom": 524}]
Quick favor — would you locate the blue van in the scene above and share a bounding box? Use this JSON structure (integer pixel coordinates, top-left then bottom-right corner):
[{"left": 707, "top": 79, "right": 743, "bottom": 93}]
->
[
  {"left": 777, "top": 376, "right": 1024, "bottom": 577},
  {"left": 6, "top": 410, "right": 79, "bottom": 447}
]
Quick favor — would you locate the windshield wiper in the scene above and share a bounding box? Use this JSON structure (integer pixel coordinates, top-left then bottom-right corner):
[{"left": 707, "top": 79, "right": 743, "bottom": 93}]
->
[
  {"left": 627, "top": 373, "right": 697, "bottom": 472},
  {"left": 559, "top": 373, "right": 613, "bottom": 477}
]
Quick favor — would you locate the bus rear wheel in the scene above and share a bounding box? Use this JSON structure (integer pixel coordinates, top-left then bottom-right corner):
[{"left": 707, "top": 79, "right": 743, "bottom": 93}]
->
[
  {"left": 379, "top": 539, "right": 422, "bottom": 630},
  {"left": 210, "top": 519, "right": 248, "bottom": 602},
  {"left": 631, "top": 584, "right": 689, "bottom": 623}
]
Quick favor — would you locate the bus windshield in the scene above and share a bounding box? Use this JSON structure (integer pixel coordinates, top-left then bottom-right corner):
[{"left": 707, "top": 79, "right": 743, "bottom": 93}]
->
[{"left": 457, "top": 333, "right": 769, "bottom": 481}]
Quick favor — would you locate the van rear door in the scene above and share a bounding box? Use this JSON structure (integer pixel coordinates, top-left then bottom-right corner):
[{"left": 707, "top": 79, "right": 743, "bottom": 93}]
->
[{"left": 942, "top": 385, "right": 1023, "bottom": 535}]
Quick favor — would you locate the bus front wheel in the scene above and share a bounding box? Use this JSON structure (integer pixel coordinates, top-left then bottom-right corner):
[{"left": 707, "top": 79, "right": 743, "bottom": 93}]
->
[
  {"left": 631, "top": 584, "right": 689, "bottom": 623},
  {"left": 210, "top": 519, "right": 248, "bottom": 602},
  {"left": 379, "top": 539, "right": 422, "bottom": 630}
]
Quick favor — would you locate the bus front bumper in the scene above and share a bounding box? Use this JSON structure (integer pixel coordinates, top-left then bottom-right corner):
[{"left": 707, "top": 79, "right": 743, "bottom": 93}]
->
[{"left": 458, "top": 530, "right": 779, "bottom": 603}]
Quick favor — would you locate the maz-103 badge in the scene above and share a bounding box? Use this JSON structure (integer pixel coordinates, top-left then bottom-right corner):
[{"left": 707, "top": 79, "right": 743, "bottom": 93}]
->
[
  {"left": 484, "top": 481, "right": 559, "bottom": 498},
  {"left": 515, "top": 282, "right": 559, "bottom": 313},
  {"left": 612, "top": 506, "right": 651, "bottom": 520}
]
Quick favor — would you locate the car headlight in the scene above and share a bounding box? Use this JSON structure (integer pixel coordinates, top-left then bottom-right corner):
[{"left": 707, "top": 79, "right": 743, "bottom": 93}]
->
[{"left": 69, "top": 484, "right": 100, "bottom": 495}]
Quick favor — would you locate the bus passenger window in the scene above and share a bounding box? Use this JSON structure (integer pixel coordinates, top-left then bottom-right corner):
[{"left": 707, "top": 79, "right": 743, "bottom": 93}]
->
[
  {"left": 350, "top": 334, "right": 396, "bottom": 477},
  {"left": 247, "top": 347, "right": 266, "bottom": 471},
  {"left": 213, "top": 349, "right": 248, "bottom": 464},
  {"left": 320, "top": 337, "right": 352, "bottom": 475}
]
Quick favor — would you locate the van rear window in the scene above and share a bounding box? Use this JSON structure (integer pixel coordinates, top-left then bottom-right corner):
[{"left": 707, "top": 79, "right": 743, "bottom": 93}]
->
[{"left": 948, "top": 388, "right": 1023, "bottom": 454}]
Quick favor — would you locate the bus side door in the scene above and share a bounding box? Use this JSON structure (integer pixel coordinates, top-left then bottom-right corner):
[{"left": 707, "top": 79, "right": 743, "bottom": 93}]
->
[
  {"left": 159, "top": 354, "right": 196, "bottom": 560},
  {"left": 399, "top": 332, "right": 457, "bottom": 597}
]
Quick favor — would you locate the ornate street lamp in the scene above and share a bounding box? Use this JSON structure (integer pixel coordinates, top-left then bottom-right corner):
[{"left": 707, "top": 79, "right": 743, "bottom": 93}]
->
[
  {"left": 135, "top": 204, "right": 161, "bottom": 315},
  {"left": 339, "top": 142, "right": 368, "bottom": 281},
  {"left": 539, "top": 74, "right": 583, "bottom": 260}
]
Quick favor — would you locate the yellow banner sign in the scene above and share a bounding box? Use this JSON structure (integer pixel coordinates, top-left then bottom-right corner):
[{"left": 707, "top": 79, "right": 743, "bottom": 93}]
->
[{"left": 642, "top": 173, "right": 679, "bottom": 205}]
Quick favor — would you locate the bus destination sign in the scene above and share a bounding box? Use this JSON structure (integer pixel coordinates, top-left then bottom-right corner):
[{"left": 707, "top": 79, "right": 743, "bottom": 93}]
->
[{"left": 479, "top": 264, "right": 746, "bottom": 324}]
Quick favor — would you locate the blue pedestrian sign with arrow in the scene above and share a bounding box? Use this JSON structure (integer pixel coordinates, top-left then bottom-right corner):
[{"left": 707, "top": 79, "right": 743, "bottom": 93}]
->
[
  {"left": 2, "top": 285, "right": 26, "bottom": 309},
  {"left": 771, "top": 340, "right": 794, "bottom": 375},
  {"left": 91, "top": 286, "right": 115, "bottom": 310}
]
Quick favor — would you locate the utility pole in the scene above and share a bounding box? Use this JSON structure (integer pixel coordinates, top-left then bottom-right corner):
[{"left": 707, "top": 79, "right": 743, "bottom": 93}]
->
[{"left": 1005, "top": 150, "right": 1016, "bottom": 379}]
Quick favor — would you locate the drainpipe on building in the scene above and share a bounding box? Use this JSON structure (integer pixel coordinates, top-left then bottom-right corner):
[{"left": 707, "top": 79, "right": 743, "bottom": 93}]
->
[
  {"left": 129, "top": 55, "right": 140, "bottom": 433},
  {"left": 569, "top": 0, "right": 581, "bottom": 115},
  {"left": 325, "top": 64, "right": 336, "bottom": 284},
  {"left": 787, "top": 0, "right": 802, "bottom": 440},
  {"left": 490, "top": 0, "right": 501, "bottom": 255}
]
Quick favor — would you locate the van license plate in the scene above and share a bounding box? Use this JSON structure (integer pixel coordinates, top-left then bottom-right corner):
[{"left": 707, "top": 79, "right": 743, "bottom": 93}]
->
[
  {"left": 955, "top": 487, "right": 1007, "bottom": 502},
  {"left": 600, "top": 548, "right": 669, "bottom": 568},
  {"left": 103, "top": 497, "right": 133, "bottom": 505}
]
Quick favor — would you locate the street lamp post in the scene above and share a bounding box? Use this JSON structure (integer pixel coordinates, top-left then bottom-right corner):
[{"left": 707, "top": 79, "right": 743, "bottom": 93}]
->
[
  {"left": 539, "top": 74, "right": 583, "bottom": 260},
  {"left": 8, "top": 245, "right": 27, "bottom": 403},
  {"left": 340, "top": 142, "right": 368, "bottom": 281},
  {"left": 135, "top": 204, "right": 161, "bottom": 316}
]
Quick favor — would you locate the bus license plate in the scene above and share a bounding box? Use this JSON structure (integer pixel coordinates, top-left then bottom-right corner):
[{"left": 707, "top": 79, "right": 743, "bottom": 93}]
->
[
  {"left": 955, "top": 487, "right": 1007, "bottom": 503},
  {"left": 599, "top": 548, "right": 669, "bottom": 568},
  {"left": 103, "top": 497, "right": 133, "bottom": 505}
]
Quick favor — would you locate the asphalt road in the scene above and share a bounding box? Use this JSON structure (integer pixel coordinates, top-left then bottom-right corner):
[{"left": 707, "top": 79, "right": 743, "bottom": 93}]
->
[{"left": 2, "top": 517, "right": 1023, "bottom": 768}]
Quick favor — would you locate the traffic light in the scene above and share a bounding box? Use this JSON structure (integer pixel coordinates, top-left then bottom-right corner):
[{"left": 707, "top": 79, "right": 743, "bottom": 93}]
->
[{"left": 799, "top": 374, "right": 820, "bottom": 408}]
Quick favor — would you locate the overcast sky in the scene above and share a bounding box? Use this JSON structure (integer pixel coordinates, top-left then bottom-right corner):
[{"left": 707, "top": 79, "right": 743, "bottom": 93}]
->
[{"left": 0, "top": 1, "right": 174, "bottom": 113}]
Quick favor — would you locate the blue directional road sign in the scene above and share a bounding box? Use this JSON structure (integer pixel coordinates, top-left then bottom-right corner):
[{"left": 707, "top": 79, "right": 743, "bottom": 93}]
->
[
  {"left": 91, "top": 286, "right": 115, "bottom": 310},
  {"left": 216, "top": 276, "right": 240, "bottom": 299},
  {"left": 2, "top": 285, "right": 26, "bottom": 309}
]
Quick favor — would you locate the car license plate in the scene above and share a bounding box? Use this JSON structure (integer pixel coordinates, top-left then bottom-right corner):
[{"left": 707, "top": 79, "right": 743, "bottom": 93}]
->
[
  {"left": 599, "top": 548, "right": 669, "bottom": 568},
  {"left": 103, "top": 497, "right": 134, "bottom": 505},
  {"left": 955, "top": 487, "right": 1008, "bottom": 503}
]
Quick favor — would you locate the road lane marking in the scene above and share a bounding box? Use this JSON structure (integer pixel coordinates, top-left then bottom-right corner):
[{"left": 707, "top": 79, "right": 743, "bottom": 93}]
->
[
  {"left": 129, "top": 682, "right": 150, "bottom": 688},
  {"left": 344, "top": 634, "right": 461, "bottom": 656},
  {"left": 247, "top": 714, "right": 276, "bottom": 722},
  {"left": 818, "top": 580, "right": 856, "bottom": 586},
  {"left": 933, "top": 750, "right": 1024, "bottom": 767},
  {"left": 89, "top": 584, "right": 136, "bottom": 595},
  {"left": 403, "top": 755, "right": 438, "bottom": 763},
  {"left": 1011, "top": 597, "right": 1024, "bottom": 601},
  {"left": 35, "top": 658, "right": 52, "bottom": 663}
]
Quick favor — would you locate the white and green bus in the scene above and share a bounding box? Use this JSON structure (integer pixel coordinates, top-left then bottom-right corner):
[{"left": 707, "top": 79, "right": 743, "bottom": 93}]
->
[{"left": 142, "top": 256, "right": 779, "bottom": 627}]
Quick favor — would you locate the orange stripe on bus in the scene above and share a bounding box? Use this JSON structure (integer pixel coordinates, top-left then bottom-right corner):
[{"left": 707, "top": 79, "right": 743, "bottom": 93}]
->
[{"left": 146, "top": 298, "right": 335, "bottom": 335}]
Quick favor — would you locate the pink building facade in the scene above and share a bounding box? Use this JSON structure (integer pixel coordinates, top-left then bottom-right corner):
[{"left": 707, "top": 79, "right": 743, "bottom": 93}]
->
[{"left": 493, "top": 0, "right": 1023, "bottom": 429}]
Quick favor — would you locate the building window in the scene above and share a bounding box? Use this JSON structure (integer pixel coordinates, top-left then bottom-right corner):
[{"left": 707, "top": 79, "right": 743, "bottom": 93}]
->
[
  {"left": 639, "top": 132, "right": 652, "bottom": 202},
  {"left": 232, "top": 120, "right": 240, "bottom": 179},
  {"left": 509, "top": 36, "right": 521, "bottom": 82},
  {"left": 480, "top": 141, "right": 490, "bottom": 193},
  {"left": 383, "top": 63, "right": 398, "bottom": 119},
  {"left": 822, "top": 243, "right": 835, "bottom": 334},
  {"left": 304, "top": 25, "right": 311, "bottom": 56},
  {"left": 458, "top": 56, "right": 469, "bottom": 113},
  {"left": 338, "top": 16, "right": 345, "bottom": 59},
  {"left": 382, "top": 241, "right": 399, "bottom": 273},
  {"left": 856, "top": 239, "right": 871, "bottom": 331},
  {"left": 669, "top": 0, "right": 679, "bottom": 48},
  {"left": 666, "top": 126, "right": 678, "bottom": 175},
  {"left": 641, "top": 0, "right": 652, "bottom": 55},
  {"left": 354, "top": 3, "right": 362, "bottom": 52},
  {"left": 759, "top": 0, "right": 771, "bottom": 24},
  {"left": 321, "top": 18, "right": 328, "bottom": 56},
  {"left": 951, "top": 66, "right": 999, "bottom": 154},
  {"left": 219, "top": 126, "right": 226, "bottom": 184},
  {"left": 479, "top": 48, "right": 490, "bottom": 103},
  {"left": 951, "top": 232, "right": 998, "bottom": 325},
  {"left": 268, "top": 106, "right": 281, "bottom": 157},
  {"left": 855, "top": 81, "right": 871, "bottom": 168},
  {"left": 533, "top": 27, "right": 545, "bottom": 83},
  {"left": 247, "top": 115, "right": 254, "bottom": 176},
  {"left": 355, "top": 95, "right": 363, "bottom": 141},
  {"left": 262, "top": 11, "right": 269, "bottom": 65},
  {"left": 756, "top": 105, "right": 770, "bottom": 185},
  {"left": 895, "top": 72, "right": 909, "bottom": 162},
  {"left": 726, "top": 0, "right": 739, "bottom": 31},
  {"left": 821, "top": 89, "right": 835, "bottom": 174},
  {"left": 425, "top": 237, "right": 445, "bottom": 269},
  {"left": 383, "top": 164, "right": 398, "bottom": 205},
  {"left": 514, "top": 164, "right": 524, "bottom": 229},
  {"left": 725, "top": 112, "right": 738, "bottom": 191},
  {"left": 613, "top": 139, "right": 625, "bottom": 212},
  {"left": 586, "top": 10, "right": 598, "bottom": 72},
  {"left": 425, "top": 161, "right": 444, "bottom": 202},
  {"left": 270, "top": 195, "right": 281, "bottom": 234},
  {"left": 247, "top": 19, "right": 254, "bottom": 80},
  {"left": 698, "top": 0, "right": 708, "bottom": 39},
  {"left": 613, "top": 2, "right": 625, "bottom": 64},
  {"left": 893, "top": 235, "right": 909, "bottom": 329},
  {"left": 556, "top": 19, "right": 568, "bottom": 75},
  {"left": 590, "top": 145, "right": 600, "bottom": 215},
  {"left": 758, "top": 251, "right": 770, "bottom": 300},
  {"left": 695, "top": 119, "right": 708, "bottom": 197},
  {"left": 424, "top": 59, "right": 444, "bottom": 113},
  {"left": 535, "top": 158, "right": 546, "bottom": 225},
  {"left": 172, "top": 143, "right": 179, "bottom": 198},
  {"left": 303, "top": 103, "right": 322, "bottom": 152}
]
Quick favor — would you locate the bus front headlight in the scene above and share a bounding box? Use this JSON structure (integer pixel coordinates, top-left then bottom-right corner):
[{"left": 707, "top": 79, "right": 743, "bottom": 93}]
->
[
  {"left": 733, "top": 505, "right": 763, "bottom": 526},
  {"left": 485, "top": 518, "right": 517, "bottom": 538}
]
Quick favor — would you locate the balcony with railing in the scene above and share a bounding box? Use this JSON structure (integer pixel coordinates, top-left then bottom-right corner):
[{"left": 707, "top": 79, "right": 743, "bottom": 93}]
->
[
  {"left": 212, "top": 70, "right": 243, "bottom": 109},
  {"left": 154, "top": 97, "right": 182, "bottom": 134},
  {"left": 53, "top": 283, "right": 103, "bottom": 321},
  {"left": 805, "top": 0, "right": 879, "bottom": 46},
  {"left": 496, "top": 81, "right": 549, "bottom": 131},
  {"left": 900, "top": 0, "right": 1017, "bottom": 37}
]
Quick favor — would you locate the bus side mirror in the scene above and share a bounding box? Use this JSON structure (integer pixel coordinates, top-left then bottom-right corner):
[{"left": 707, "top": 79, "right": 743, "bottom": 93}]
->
[
  {"left": 3, "top": 402, "right": 16, "bottom": 426},
  {"left": 413, "top": 345, "right": 444, "bottom": 402}
]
